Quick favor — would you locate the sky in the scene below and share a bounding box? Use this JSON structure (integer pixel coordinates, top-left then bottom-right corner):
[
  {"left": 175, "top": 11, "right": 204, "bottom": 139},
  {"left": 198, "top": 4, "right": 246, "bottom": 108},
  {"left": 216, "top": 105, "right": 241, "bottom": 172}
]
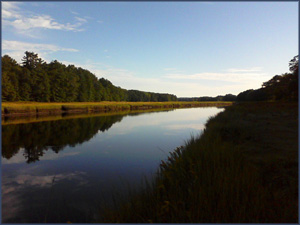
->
[{"left": 2, "top": 1, "right": 298, "bottom": 97}]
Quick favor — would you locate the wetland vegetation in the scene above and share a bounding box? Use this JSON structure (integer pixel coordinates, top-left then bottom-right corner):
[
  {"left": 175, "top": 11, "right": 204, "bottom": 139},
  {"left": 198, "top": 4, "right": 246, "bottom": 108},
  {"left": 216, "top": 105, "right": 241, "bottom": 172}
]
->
[
  {"left": 1, "top": 100, "right": 232, "bottom": 117},
  {"left": 99, "top": 102, "right": 298, "bottom": 223}
]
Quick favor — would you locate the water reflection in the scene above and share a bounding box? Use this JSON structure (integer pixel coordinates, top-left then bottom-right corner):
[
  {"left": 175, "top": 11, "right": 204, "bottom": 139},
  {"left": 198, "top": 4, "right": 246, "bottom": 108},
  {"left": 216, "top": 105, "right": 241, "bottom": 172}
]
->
[
  {"left": 2, "top": 114, "right": 124, "bottom": 163},
  {"left": 2, "top": 170, "right": 91, "bottom": 223},
  {"left": 2, "top": 107, "right": 223, "bottom": 223}
]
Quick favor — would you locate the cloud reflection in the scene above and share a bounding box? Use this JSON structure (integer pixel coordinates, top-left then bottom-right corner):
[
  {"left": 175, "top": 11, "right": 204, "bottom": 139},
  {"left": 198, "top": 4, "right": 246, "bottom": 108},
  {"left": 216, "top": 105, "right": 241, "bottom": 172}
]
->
[
  {"left": 164, "top": 123, "right": 205, "bottom": 131},
  {"left": 104, "top": 108, "right": 223, "bottom": 136},
  {"left": 2, "top": 171, "right": 88, "bottom": 222}
]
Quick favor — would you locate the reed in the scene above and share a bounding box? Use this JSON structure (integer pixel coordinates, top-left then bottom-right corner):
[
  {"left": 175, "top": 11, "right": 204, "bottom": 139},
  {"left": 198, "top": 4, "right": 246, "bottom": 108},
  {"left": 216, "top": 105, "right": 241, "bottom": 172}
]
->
[
  {"left": 2, "top": 101, "right": 232, "bottom": 116},
  {"left": 99, "top": 102, "right": 298, "bottom": 223}
]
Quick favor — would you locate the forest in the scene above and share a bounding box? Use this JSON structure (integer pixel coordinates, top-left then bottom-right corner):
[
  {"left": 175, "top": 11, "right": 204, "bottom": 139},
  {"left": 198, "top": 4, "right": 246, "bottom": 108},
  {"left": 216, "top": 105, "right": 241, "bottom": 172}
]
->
[{"left": 2, "top": 52, "right": 177, "bottom": 102}]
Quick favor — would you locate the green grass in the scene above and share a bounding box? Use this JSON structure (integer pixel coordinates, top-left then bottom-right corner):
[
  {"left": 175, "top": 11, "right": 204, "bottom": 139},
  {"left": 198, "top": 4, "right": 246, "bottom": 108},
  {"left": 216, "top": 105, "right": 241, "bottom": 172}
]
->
[{"left": 99, "top": 101, "right": 298, "bottom": 223}]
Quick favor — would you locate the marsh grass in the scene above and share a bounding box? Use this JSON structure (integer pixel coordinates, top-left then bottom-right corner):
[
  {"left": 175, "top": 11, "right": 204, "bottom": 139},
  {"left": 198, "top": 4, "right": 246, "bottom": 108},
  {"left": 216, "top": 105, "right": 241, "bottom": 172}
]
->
[
  {"left": 2, "top": 101, "right": 232, "bottom": 116},
  {"left": 1, "top": 108, "right": 174, "bottom": 125},
  {"left": 99, "top": 102, "right": 298, "bottom": 223}
]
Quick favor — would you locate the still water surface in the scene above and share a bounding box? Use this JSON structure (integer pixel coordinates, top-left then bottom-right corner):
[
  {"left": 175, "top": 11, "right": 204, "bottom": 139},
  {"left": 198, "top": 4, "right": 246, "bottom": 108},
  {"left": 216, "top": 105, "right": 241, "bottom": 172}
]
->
[{"left": 2, "top": 107, "right": 223, "bottom": 223}]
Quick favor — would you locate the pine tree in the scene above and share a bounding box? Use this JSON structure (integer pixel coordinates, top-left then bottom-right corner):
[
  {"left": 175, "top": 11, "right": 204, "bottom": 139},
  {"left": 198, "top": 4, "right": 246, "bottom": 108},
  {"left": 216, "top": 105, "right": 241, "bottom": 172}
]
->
[{"left": 2, "top": 55, "right": 21, "bottom": 101}]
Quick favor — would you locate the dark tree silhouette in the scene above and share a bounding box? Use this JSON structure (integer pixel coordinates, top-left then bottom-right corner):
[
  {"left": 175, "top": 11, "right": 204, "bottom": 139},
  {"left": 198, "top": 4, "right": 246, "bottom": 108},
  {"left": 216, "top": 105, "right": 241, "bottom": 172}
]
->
[
  {"left": 237, "top": 55, "right": 298, "bottom": 102},
  {"left": 289, "top": 55, "right": 298, "bottom": 75}
]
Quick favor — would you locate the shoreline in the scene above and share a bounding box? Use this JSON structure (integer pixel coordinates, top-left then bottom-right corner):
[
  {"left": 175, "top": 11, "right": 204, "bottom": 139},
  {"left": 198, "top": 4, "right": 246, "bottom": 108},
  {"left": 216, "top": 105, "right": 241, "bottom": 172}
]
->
[
  {"left": 1, "top": 101, "right": 232, "bottom": 118},
  {"left": 99, "top": 101, "right": 298, "bottom": 223},
  {"left": 1, "top": 108, "right": 174, "bottom": 126}
]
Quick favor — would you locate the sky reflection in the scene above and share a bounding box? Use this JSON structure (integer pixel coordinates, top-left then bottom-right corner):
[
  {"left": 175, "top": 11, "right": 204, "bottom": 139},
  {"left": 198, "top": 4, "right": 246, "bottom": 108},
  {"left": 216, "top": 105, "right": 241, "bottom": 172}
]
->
[{"left": 2, "top": 107, "right": 223, "bottom": 223}]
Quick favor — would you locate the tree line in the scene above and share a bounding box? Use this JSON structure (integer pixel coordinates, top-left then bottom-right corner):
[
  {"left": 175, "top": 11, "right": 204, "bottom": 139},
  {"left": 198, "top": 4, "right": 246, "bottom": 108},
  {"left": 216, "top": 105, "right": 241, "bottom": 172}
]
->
[
  {"left": 236, "top": 55, "right": 298, "bottom": 102},
  {"left": 178, "top": 94, "right": 237, "bottom": 102},
  {"left": 2, "top": 52, "right": 177, "bottom": 102}
]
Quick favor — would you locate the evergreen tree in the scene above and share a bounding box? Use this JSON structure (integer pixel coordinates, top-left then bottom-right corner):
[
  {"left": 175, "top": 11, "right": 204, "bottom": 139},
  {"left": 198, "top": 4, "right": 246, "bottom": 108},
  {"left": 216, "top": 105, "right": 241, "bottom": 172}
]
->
[
  {"left": 2, "top": 55, "right": 21, "bottom": 101},
  {"left": 22, "top": 53, "right": 50, "bottom": 102},
  {"left": 19, "top": 67, "right": 33, "bottom": 101}
]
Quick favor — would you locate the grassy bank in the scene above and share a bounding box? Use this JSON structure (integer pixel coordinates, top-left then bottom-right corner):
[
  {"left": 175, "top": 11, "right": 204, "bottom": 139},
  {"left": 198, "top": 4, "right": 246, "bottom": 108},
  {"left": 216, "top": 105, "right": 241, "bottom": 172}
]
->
[
  {"left": 1, "top": 108, "right": 174, "bottom": 126},
  {"left": 99, "top": 101, "right": 298, "bottom": 223},
  {"left": 1, "top": 101, "right": 232, "bottom": 117}
]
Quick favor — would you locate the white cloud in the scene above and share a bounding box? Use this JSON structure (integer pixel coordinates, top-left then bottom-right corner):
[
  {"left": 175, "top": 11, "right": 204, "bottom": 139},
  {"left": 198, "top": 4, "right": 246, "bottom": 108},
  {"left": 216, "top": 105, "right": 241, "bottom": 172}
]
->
[
  {"left": 3, "top": 15, "right": 85, "bottom": 32},
  {"left": 161, "top": 67, "right": 272, "bottom": 96},
  {"left": 2, "top": 1, "right": 19, "bottom": 10},
  {"left": 226, "top": 67, "right": 263, "bottom": 73},
  {"left": 2, "top": 40, "right": 78, "bottom": 63},
  {"left": 2, "top": 2, "right": 87, "bottom": 37},
  {"left": 3, "top": 40, "right": 78, "bottom": 53},
  {"left": 70, "top": 10, "right": 79, "bottom": 15},
  {"left": 2, "top": 2, "right": 21, "bottom": 19},
  {"left": 75, "top": 16, "right": 87, "bottom": 23},
  {"left": 164, "top": 70, "right": 267, "bottom": 83}
]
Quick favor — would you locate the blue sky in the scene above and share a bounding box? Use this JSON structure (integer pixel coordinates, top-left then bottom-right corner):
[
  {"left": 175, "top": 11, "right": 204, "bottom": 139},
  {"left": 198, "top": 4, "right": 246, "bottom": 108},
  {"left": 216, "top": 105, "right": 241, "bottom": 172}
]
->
[{"left": 2, "top": 1, "right": 298, "bottom": 97}]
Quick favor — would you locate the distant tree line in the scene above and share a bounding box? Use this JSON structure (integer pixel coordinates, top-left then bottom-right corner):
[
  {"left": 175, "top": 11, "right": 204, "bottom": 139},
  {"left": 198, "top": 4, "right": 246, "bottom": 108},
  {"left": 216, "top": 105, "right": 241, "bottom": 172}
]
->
[
  {"left": 178, "top": 94, "right": 237, "bottom": 102},
  {"left": 2, "top": 52, "right": 177, "bottom": 102},
  {"left": 236, "top": 55, "right": 298, "bottom": 102}
]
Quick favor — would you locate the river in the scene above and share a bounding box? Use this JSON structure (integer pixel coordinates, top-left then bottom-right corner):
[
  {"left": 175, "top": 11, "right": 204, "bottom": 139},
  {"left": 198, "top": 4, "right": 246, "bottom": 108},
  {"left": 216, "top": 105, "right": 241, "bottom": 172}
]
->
[{"left": 2, "top": 107, "right": 223, "bottom": 223}]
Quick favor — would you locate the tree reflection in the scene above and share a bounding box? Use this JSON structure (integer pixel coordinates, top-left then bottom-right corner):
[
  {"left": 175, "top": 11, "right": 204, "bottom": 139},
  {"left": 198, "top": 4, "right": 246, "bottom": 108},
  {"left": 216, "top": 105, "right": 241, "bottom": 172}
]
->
[{"left": 2, "top": 115, "right": 124, "bottom": 163}]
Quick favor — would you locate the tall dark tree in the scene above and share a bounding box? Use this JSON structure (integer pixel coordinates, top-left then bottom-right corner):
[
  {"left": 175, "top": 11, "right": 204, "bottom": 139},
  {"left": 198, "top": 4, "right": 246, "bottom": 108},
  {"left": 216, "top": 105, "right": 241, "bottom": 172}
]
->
[
  {"left": 289, "top": 55, "right": 298, "bottom": 75},
  {"left": 21, "top": 51, "right": 42, "bottom": 70},
  {"left": 2, "top": 55, "right": 21, "bottom": 101},
  {"left": 20, "top": 52, "right": 50, "bottom": 101}
]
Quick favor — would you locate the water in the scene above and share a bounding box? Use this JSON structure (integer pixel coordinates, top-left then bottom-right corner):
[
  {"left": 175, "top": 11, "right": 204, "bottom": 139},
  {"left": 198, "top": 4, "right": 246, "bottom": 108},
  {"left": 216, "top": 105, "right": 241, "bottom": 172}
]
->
[{"left": 2, "top": 107, "right": 223, "bottom": 223}]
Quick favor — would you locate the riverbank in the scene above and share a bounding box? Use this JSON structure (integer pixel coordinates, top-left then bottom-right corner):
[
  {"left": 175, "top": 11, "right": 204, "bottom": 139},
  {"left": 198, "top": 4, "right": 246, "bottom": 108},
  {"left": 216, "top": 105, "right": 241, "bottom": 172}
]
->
[
  {"left": 1, "top": 101, "right": 232, "bottom": 117},
  {"left": 100, "top": 101, "right": 298, "bottom": 223},
  {"left": 1, "top": 108, "right": 173, "bottom": 126}
]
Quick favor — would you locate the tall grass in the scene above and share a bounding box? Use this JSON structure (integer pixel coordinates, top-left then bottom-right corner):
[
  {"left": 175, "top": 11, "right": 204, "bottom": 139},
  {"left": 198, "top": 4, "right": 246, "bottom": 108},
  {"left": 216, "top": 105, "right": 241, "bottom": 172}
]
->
[
  {"left": 2, "top": 101, "right": 232, "bottom": 116},
  {"left": 99, "top": 102, "right": 298, "bottom": 223}
]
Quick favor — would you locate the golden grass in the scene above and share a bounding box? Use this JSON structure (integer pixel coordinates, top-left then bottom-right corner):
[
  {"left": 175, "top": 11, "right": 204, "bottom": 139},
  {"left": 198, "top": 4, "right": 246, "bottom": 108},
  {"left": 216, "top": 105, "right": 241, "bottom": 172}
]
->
[
  {"left": 2, "top": 108, "right": 173, "bottom": 126},
  {"left": 2, "top": 101, "right": 232, "bottom": 116}
]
